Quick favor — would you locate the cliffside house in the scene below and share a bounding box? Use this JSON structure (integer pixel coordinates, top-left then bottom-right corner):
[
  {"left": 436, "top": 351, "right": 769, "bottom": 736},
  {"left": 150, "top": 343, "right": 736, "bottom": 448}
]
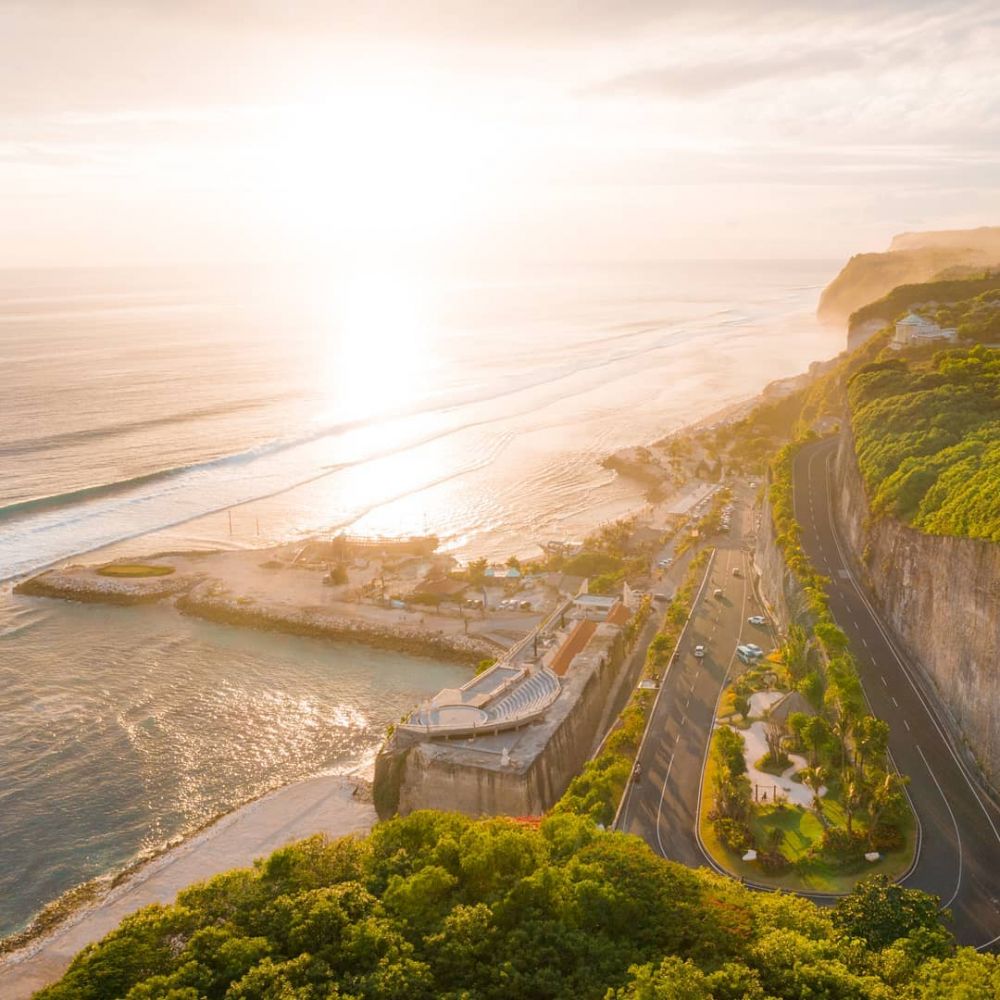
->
[{"left": 891, "top": 312, "right": 958, "bottom": 350}]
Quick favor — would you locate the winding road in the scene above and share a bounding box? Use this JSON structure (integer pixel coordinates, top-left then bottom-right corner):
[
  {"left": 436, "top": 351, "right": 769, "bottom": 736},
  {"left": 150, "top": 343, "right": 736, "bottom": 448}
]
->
[
  {"left": 794, "top": 437, "right": 1000, "bottom": 949},
  {"left": 618, "top": 448, "right": 1000, "bottom": 949}
]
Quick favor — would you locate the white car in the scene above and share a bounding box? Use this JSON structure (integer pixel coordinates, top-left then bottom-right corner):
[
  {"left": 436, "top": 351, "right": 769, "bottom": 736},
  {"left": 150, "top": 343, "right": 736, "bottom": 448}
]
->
[
  {"left": 747, "top": 615, "right": 767, "bottom": 626},
  {"left": 744, "top": 642, "right": 764, "bottom": 656},
  {"left": 693, "top": 644, "right": 706, "bottom": 658}
]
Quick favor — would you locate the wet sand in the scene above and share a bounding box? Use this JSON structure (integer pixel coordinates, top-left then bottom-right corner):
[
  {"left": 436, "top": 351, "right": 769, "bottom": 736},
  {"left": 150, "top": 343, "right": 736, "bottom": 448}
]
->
[{"left": 0, "top": 775, "right": 376, "bottom": 1000}]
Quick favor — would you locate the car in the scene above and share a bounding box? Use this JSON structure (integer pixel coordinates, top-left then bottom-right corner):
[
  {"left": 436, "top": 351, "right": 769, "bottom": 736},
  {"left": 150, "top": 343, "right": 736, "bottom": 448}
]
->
[
  {"left": 519, "top": 600, "right": 532, "bottom": 610},
  {"left": 732, "top": 567, "right": 742, "bottom": 577},
  {"left": 748, "top": 615, "right": 767, "bottom": 626},
  {"left": 632, "top": 761, "right": 642, "bottom": 781},
  {"left": 693, "top": 644, "right": 706, "bottom": 658},
  {"left": 736, "top": 643, "right": 763, "bottom": 663},
  {"left": 657, "top": 559, "right": 670, "bottom": 568},
  {"left": 744, "top": 642, "right": 764, "bottom": 656}
]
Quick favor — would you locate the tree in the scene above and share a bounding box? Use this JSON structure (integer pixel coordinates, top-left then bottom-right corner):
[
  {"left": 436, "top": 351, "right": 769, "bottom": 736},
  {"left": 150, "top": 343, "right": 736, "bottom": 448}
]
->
[
  {"left": 732, "top": 693, "right": 751, "bottom": 722},
  {"left": 467, "top": 557, "right": 488, "bottom": 584},
  {"left": 865, "top": 771, "right": 909, "bottom": 847},
  {"left": 855, "top": 716, "right": 890, "bottom": 781},
  {"left": 763, "top": 716, "right": 786, "bottom": 767},
  {"left": 781, "top": 624, "right": 810, "bottom": 681},
  {"left": 832, "top": 874, "right": 948, "bottom": 951},
  {"left": 801, "top": 716, "right": 831, "bottom": 766},
  {"left": 798, "top": 766, "right": 827, "bottom": 816}
]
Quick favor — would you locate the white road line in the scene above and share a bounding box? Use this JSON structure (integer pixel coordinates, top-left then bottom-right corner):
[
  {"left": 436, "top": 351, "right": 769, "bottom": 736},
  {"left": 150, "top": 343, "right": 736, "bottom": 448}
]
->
[
  {"left": 862, "top": 637, "right": 869, "bottom": 649},
  {"left": 680, "top": 714, "right": 687, "bottom": 727},
  {"left": 881, "top": 675, "right": 887, "bottom": 686},
  {"left": 892, "top": 696, "right": 900, "bottom": 709},
  {"left": 904, "top": 719, "right": 911, "bottom": 732},
  {"left": 818, "top": 445, "right": 1000, "bottom": 846},
  {"left": 917, "top": 745, "right": 963, "bottom": 909}
]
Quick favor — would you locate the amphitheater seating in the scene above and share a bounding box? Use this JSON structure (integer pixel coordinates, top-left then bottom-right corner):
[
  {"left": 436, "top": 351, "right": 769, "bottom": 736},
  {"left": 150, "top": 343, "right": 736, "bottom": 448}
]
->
[{"left": 484, "top": 668, "right": 560, "bottom": 723}]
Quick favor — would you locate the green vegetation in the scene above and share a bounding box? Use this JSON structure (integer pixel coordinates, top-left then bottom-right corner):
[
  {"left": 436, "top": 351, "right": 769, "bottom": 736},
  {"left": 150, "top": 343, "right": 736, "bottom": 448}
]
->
[
  {"left": 37, "top": 811, "right": 995, "bottom": 1000},
  {"left": 848, "top": 272, "right": 1000, "bottom": 334},
  {"left": 552, "top": 552, "right": 709, "bottom": 825},
  {"left": 97, "top": 563, "right": 175, "bottom": 578},
  {"left": 849, "top": 346, "right": 1000, "bottom": 541}
]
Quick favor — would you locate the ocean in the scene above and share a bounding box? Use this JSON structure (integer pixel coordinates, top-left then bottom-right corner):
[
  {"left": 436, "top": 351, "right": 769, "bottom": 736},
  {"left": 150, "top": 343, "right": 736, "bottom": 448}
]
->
[{"left": 0, "top": 258, "right": 842, "bottom": 937}]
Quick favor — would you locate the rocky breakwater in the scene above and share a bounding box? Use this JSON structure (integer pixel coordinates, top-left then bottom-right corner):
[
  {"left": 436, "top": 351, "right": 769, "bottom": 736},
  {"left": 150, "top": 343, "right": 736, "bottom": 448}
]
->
[
  {"left": 175, "top": 583, "right": 496, "bottom": 665},
  {"left": 832, "top": 430, "right": 1000, "bottom": 787},
  {"left": 14, "top": 564, "right": 200, "bottom": 605}
]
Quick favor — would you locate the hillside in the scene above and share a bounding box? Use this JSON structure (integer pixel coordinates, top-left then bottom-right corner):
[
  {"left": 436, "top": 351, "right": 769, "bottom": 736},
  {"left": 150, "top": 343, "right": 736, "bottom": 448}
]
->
[
  {"left": 847, "top": 346, "right": 1000, "bottom": 542},
  {"left": 848, "top": 273, "right": 1000, "bottom": 346},
  {"left": 818, "top": 226, "right": 1000, "bottom": 326},
  {"left": 32, "top": 812, "right": 998, "bottom": 999}
]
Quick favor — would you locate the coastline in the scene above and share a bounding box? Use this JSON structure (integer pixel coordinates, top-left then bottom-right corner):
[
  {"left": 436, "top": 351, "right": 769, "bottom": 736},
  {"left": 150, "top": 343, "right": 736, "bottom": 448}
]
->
[
  {"left": 0, "top": 361, "right": 816, "bottom": 988},
  {"left": 0, "top": 772, "right": 377, "bottom": 1000}
]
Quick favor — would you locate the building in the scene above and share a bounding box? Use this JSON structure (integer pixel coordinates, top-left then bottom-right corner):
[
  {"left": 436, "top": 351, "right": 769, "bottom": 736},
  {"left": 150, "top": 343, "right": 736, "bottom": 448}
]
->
[{"left": 891, "top": 312, "right": 958, "bottom": 350}]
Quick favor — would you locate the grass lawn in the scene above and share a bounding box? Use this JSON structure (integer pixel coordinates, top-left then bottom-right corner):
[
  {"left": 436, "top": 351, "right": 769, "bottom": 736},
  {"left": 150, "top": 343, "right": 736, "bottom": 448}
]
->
[
  {"left": 699, "top": 754, "right": 916, "bottom": 894},
  {"left": 97, "top": 563, "right": 175, "bottom": 578}
]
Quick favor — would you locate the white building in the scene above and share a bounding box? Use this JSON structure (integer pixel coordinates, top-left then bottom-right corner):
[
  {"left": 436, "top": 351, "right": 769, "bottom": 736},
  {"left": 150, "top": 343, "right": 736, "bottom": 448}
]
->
[{"left": 891, "top": 312, "right": 958, "bottom": 350}]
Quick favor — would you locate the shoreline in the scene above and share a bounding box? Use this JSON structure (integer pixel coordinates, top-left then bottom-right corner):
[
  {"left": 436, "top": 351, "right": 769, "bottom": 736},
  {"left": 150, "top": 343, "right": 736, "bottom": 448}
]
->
[
  {"left": 0, "top": 364, "right": 811, "bottom": 985},
  {"left": 0, "top": 771, "right": 377, "bottom": 1000}
]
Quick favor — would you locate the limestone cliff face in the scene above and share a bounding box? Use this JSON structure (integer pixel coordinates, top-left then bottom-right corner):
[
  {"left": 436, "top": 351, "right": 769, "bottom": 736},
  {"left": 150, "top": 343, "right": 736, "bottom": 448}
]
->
[
  {"left": 753, "top": 479, "right": 809, "bottom": 633},
  {"left": 832, "top": 431, "right": 1000, "bottom": 786},
  {"left": 818, "top": 226, "right": 1000, "bottom": 329}
]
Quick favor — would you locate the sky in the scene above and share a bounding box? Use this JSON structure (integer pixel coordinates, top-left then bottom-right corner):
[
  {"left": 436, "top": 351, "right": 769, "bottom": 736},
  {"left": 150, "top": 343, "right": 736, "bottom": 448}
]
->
[{"left": 1, "top": 0, "right": 998, "bottom": 268}]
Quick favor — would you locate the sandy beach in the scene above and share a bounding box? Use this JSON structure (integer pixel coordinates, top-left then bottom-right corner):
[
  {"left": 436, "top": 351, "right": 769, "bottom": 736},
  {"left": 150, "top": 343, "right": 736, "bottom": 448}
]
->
[{"left": 0, "top": 774, "right": 376, "bottom": 1000}]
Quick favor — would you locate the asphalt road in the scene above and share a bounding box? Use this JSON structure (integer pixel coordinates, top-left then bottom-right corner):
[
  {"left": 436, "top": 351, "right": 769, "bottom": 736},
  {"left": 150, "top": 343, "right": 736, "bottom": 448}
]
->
[
  {"left": 795, "top": 437, "right": 1000, "bottom": 949},
  {"left": 617, "top": 487, "right": 771, "bottom": 867}
]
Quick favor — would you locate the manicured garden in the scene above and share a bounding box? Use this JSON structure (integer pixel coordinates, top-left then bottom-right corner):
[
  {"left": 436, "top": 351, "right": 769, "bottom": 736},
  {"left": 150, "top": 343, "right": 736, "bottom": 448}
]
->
[
  {"left": 97, "top": 563, "right": 175, "bottom": 578},
  {"left": 700, "top": 628, "right": 916, "bottom": 893}
]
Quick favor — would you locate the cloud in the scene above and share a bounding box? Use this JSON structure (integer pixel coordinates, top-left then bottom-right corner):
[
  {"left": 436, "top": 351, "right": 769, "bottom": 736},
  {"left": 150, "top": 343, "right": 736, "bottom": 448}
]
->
[{"left": 587, "top": 49, "right": 864, "bottom": 99}]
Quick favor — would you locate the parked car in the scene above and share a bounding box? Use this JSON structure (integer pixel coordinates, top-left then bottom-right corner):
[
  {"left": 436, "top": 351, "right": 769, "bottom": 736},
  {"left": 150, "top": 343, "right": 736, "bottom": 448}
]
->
[
  {"left": 713, "top": 588, "right": 724, "bottom": 598},
  {"left": 694, "top": 644, "right": 706, "bottom": 658},
  {"left": 747, "top": 615, "right": 767, "bottom": 626},
  {"left": 736, "top": 643, "right": 763, "bottom": 664},
  {"left": 732, "top": 567, "right": 742, "bottom": 577},
  {"left": 519, "top": 600, "right": 532, "bottom": 610}
]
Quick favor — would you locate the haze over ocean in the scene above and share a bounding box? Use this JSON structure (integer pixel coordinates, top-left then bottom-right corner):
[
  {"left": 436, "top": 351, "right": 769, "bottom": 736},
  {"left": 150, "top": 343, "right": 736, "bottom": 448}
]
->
[
  {"left": 0, "top": 258, "right": 841, "bottom": 938},
  {"left": 1, "top": 260, "right": 840, "bottom": 578}
]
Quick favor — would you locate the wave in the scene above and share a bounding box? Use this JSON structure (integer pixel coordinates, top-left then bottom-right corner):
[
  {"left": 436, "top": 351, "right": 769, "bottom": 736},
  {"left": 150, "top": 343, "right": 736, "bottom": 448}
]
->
[{"left": 0, "top": 395, "right": 300, "bottom": 458}]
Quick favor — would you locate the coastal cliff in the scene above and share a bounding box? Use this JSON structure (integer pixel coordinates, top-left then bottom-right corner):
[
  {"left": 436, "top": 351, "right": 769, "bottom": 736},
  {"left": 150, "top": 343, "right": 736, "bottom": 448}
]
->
[
  {"left": 818, "top": 226, "right": 1000, "bottom": 329},
  {"left": 831, "top": 429, "right": 1000, "bottom": 787}
]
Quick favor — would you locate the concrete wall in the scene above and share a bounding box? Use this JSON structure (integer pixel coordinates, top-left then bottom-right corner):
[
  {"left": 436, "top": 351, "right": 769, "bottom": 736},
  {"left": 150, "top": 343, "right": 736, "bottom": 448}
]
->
[
  {"left": 374, "top": 626, "right": 627, "bottom": 818},
  {"left": 832, "top": 431, "right": 1000, "bottom": 786}
]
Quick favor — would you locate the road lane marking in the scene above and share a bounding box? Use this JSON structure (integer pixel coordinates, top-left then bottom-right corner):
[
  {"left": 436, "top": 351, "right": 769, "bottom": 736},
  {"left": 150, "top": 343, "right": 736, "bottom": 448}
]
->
[
  {"left": 917, "top": 745, "right": 963, "bottom": 909},
  {"left": 881, "top": 675, "right": 887, "bottom": 686},
  {"left": 816, "top": 444, "right": 1000, "bottom": 846},
  {"left": 862, "top": 637, "right": 869, "bottom": 649},
  {"left": 903, "top": 719, "right": 911, "bottom": 732},
  {"left": 892, "top": 696, "right": 900, "bottom": 708}
]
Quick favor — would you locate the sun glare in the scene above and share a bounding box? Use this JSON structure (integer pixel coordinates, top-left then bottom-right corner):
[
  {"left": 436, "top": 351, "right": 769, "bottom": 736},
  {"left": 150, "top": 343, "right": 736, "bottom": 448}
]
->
[{"left": 265, "top": 80, "right": 498, "bottom": 258}]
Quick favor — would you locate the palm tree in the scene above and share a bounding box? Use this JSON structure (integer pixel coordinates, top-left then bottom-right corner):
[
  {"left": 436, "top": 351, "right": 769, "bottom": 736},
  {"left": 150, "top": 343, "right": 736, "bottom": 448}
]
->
[{"left": 799, "top": 765, "right": 827, "bottom": 819}]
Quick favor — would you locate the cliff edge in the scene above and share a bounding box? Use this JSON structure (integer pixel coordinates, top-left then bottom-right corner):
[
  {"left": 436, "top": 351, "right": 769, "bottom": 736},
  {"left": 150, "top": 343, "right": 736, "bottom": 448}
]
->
[{"left": 818, "top": 225, "right": 1000, "bottom": 329}]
